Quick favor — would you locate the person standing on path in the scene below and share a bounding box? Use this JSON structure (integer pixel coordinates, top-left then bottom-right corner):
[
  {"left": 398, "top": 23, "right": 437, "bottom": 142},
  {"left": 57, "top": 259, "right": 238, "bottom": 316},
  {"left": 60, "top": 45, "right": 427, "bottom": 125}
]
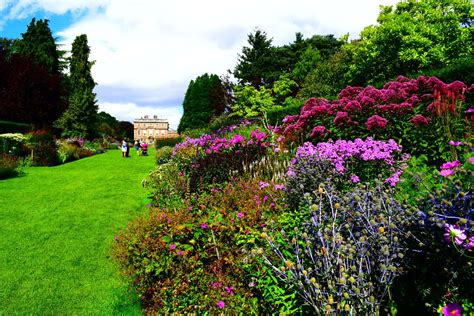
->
[
  {"left": 121, "top": 140, "right": 127, "bottom": 158},
  {"left": 134, "top": 140, "right": 140, "bottom": 155}
]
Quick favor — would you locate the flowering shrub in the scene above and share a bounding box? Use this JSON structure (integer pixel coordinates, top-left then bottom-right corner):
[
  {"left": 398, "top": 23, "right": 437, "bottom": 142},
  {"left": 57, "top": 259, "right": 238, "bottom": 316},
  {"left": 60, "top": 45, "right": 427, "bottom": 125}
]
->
[
  {"left": 114, "top": 179, "right": 288, "bottom": 313},
  {"left": 154, "top": 146, "right": 173, "bottom": 164},
  {"left": 0, "top": 153, "right": 20, "bottom": 179},
  {"left": 258, "top": 180, "right": 418, "bottom": 314},
  {"left": 0, "top": 133, "right": 26, "bottom": 156},
  {"left": 391, "top": 155, "right": 473, "bottom": 313},
  {"left": 57, "top": 141, "right": 94, "bottom": 164},
  {"left": 286, "top": 138, "right": 409, "bottom": 208},
  {"left": 280, "top": 76, "right": 472, "bottom": 162},
  {"left": 24, "top": 130, "right": 58, "bottom": 166}
]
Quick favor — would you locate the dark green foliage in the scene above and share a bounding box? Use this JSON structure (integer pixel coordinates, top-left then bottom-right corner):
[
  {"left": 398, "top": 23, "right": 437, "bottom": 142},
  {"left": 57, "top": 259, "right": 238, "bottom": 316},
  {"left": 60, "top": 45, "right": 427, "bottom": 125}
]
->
[
  {"left": 178, "top": 73, "right": 228, "bottom": 133},
  {"left": 154, "top": 137, "right": 184, "bottom": 149},
  {"left": 393, "top": 161, "right": 473, "bottom": 314},
  {"left": 0, "top": 120, "right": 32, "bottom": 134},
  {"left": 266, "top": 103, "right": 303, "bottom": 126},
  {"left": 0, "top": 51, "right": 66, "bottom": 128},
  {"left": 15, "top": 18, "right": 59, "bottom": 74},
  {"left": 234, "top": 29, "right": 276, "bottom": 88},
  {"left": 55, "top": 34, "right": 98, "bottom": 138}
]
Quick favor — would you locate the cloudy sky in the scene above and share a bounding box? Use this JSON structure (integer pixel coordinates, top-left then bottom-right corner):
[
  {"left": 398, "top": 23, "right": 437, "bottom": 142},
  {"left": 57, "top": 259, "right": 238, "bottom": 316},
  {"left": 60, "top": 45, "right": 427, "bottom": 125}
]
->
[{"left": 0, "top": 0, "right": 400, "bottom": 129}]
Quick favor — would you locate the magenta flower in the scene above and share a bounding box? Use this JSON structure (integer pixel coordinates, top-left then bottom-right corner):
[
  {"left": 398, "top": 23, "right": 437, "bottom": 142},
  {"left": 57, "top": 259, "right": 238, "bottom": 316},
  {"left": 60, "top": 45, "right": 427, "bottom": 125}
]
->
[
  {"left": 237, "top": 212, "right": 244, "bottom": 219},
  {"left": 170, "top": 244, "right": 175, "bottom": 250},
  {"left": 468, "top": 157, "right": 474, "bottom": 164},
  {"left": 441, "top": 303, "right": 462, "bottom": 316},
  {"left": 178, "top": 171, "right": 183, "bottom": 176},
  {"left": 448, "top": 140, "right": 463, "bottom": 146},
  {"left": 177, "top": 250, "right": 183, "bottom": 256},
  {"left": 216, "top": 301, "right": 225, "bottom": 309},
  {"left": 350, "top": 175, "right": 360, "bottom": 183},
  {"left": 410, "top": 114, "right": 431, "bottom": 126},
  {"left": 464, "top": 236, "right": 474, "bottom": 250},
  {"left": 201, "top": 223, "right": 207, "bottom": 229},
  {"left": 443, "top": 225, "right": 467, "bottom": 245},
  {"left": 114, "top": 236, "right": 119, "bottom": 241},
  {"left": 259, "top": 181, "right": 269, "bottom": 189},
  {"left": 310, "top": 125, "right": 327, "bottom": 138},
  {"left": 440, "top": 160, "right": 460, "bottom": 169},
  {"left": 365, "top": 115, "right": 388, "bottom": 131},
  {"left": 440, "top": 169, "right": 455, "bottom": 177}
]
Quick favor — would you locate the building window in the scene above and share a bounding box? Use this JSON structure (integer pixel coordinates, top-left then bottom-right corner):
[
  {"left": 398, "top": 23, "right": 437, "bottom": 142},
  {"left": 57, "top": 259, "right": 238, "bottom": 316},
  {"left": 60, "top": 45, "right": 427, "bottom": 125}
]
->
[
  {"left": 149, "top": 129, "right": 154, "bottom": 136},
  {"left": 138, "top": 129, "right": 140, "bottom": 136}
]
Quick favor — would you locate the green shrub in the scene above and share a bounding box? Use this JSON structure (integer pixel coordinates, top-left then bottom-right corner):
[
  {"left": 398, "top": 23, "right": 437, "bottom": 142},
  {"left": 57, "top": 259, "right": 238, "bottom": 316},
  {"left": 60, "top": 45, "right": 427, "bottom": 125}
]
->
[
  {"left": 154, "top": 137, "right": 183, "bottom": 149},
  {"left": 266, "top": 102, "right": 303, "bottom": 126},
  {"left": 24, "top": 131, "right": 58, "bottom": 166},
  {"left": 0, "top": 154, "right": 20, "bottom": 179}
]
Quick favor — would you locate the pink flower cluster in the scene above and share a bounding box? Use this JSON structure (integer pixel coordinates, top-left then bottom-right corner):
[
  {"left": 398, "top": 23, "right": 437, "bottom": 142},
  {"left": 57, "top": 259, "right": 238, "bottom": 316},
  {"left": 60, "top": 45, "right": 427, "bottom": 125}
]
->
[
  {"left": 173, "top": 128, "right": 272, "bottom": 157},
  {"left": 280, "top": 76, "right": 470, "bottom": 139},
  {"left": 291, "top": 138, "right": 409, "bottom": 186},
  {"left": 439, "top": 160, "right": 460, "bottom": 177}
]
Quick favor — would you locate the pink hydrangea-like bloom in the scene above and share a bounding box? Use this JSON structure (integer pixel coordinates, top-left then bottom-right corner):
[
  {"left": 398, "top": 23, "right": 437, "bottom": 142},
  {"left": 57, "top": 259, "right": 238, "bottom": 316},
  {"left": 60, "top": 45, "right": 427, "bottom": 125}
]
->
[
  {"left": 410, "top": 115, "right": 431, "bottom": 126},
  {"left": 365, "top": 115, "right": 388, "bottom": 131},
  {"left": 310, "top": 125, "right": 327, "bottom": 138},
  {"left": 216, "top": 301, "right": 225, "bottom": 309},
  {"left": 440, "top": 160, "right": 460, "bottom": 169},
  {"left": 443, "top": 225, "right": 467, "bottom": 245},
  {"left": 333, "top": 111, "right": 349, "bottom": 125},
  {"left": 441, "top": 303, "right": 462, "bottom": 316}
]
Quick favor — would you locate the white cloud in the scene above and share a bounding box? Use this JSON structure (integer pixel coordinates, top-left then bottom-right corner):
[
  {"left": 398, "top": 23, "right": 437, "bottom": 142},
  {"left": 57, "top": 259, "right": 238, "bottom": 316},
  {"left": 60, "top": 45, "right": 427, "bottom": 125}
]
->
[{"left": 3, "top": 0, "right": 401, "bottom": 126}]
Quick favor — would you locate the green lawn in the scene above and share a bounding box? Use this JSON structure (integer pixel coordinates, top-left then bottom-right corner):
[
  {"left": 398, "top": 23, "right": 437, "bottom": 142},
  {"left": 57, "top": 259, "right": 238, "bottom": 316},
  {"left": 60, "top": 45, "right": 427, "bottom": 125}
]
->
[{"left": 0, "top": 148, "right": 155, "bottom": 314}]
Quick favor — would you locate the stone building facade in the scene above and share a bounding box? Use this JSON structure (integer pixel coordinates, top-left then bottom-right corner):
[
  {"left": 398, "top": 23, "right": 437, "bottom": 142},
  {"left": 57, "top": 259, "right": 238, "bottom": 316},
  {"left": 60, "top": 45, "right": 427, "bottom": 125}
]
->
[{"left": 133, "top": 115, "right": 179, "bottom": 142}]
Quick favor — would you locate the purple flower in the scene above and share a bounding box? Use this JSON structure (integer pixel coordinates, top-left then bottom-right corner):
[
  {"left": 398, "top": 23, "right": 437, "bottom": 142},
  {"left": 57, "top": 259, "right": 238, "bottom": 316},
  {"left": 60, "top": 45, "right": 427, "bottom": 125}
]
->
[
  {"left": 464, "top": 236, "right": 474, "bottom": 250},
  {"left": 201, "top": 223, "right": 207, "bottom": 229},
  {"left": 465, "top": 107, "right": 474, "bottom": 114},
  {"left": 216, "top": 301, "right": 225, "bottom": 309},
  {"left": 178, "top": 171, "right": 183, "bottom": 176},
  {"left": 259, "top": 181, "right": 269, "bottom": 189},
  {"left": 468, "top": 157, "right": 474, "bottom": 164},
  {"left": 237, "top": 212, "right": 244, "bottom": 219},
  {"left": 177, "top": 250, "right": 183, "bottom": 256},
  {"left": 441, "top": 303, "right": 462, "bottom": 316},
  {"left": 170, "top": 244, "right": 175, "bottom": 250},
  {"left": 224, "top": 286, "right": 234, "bottom": 294},
  {"left": 440, "top": 160, "right": 460, "bottom": 169},
  {"left": 410, "top": 114, "right": 431, "bottom": 126},
  {"left": 114, "top": 236, "right": 119, "bottom": 241},
  {"left": 350, "top": 175, "right": 360, "bottom": 183},
  {"left": 274, "top": 184, "right": 285, "bottom": 190},
  {"left": 448, "top": 140, "right": 463, "bottom": 146},
  {"left": 443, "top": 225, "right": 467, "bottom": 245},
  {"left": 146, "top": 203, "right": 151, "bottom": 208}
]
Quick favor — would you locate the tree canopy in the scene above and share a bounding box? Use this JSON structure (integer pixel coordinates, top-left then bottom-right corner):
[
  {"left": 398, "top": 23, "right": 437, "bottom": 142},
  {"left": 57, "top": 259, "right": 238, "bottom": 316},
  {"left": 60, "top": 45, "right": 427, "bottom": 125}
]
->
[{"left": 178, "top": 74, "right": 229, "bottom": 133}]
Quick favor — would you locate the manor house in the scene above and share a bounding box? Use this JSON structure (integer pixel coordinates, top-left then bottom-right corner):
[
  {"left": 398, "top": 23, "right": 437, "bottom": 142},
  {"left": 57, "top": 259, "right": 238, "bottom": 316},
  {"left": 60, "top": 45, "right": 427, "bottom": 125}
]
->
[{"left": 133, "top": 115, "right": 179, "bottom": 142}]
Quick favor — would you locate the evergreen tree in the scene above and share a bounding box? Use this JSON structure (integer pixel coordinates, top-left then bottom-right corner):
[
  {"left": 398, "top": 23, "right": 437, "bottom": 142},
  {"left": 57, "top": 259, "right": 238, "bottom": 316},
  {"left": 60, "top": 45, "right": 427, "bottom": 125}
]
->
[
  {"left": 233, "top": 29, "right": 276, "bottom": 88},
  {"left": 15, "top": 18, "right": 59, "bottom": 74},
  {"left": 55, "top": 34, "right": 98, "bottom": 138},
  {"left": 178, "top": 74, "right": 227, "bottom": 133}
]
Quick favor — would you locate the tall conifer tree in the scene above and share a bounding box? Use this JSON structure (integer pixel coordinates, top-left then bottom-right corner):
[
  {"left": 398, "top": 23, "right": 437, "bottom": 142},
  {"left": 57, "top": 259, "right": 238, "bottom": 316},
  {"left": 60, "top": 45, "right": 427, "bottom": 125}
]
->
[{"left": 55, "top": 34, "right": 98, "bottom": 138}]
